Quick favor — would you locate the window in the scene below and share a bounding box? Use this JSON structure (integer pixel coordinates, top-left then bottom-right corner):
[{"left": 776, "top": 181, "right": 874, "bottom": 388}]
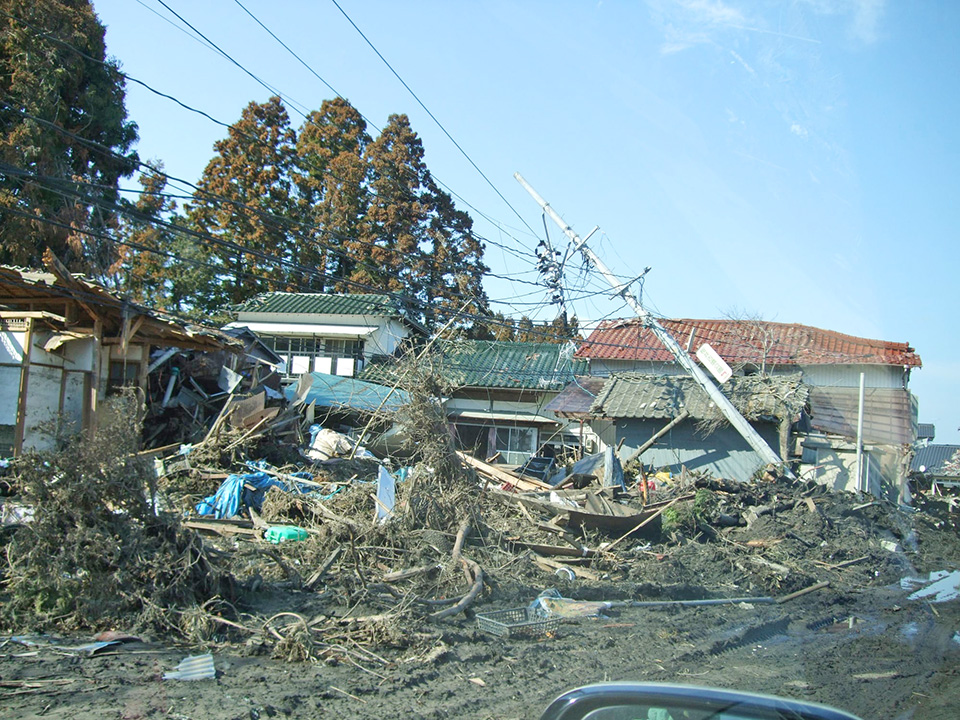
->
[
  {"left": 495, "top": 426, "right": 538, "bottom": 466},
  {"left": 107, "top": 361, "right": 140, "bottom": 394},
  {"left": 267, "top": 336, "right": 364, "bottom": 377}
]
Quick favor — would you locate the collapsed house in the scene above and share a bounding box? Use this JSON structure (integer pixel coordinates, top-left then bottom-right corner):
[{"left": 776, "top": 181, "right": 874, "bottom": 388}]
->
[
  {"left": 570, "top": 317, "right": 923, "bottom": 501},
  {"left": 910, "top": 444, "right": 960, "bottom": 495},
  {"left": 0, "top": 258, "right": 237, "bottom": 456},
  {"left": 546, "top": 373, "right": 808, "bottom": 482},
  {"left": 363, "top": 339, "right": 587, "bottom": 465}
]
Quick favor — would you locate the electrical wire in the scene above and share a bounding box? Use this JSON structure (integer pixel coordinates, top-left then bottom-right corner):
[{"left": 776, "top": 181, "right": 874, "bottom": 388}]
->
[{"left": 327, "top": 0, "right": 542, "bottom": 241}]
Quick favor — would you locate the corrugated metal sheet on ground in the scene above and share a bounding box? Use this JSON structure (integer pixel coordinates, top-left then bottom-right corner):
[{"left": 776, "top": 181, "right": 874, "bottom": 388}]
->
[{"left": 284, "top": 372, "right": 410, "bottom": 413}]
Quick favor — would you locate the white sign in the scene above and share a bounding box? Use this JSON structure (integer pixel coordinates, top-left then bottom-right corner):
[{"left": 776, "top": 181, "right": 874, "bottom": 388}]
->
[{"left": 696, "top": 343, "right": 733, "bottom": 384}]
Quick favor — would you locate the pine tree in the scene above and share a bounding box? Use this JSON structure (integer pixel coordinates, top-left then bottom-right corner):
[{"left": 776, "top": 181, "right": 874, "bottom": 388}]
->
[
  {"left": 418, "top": 183, "right": 489, "bottom": 332},
  {"left": 187, "top": 96, "right": 297, "bottom": 310},
  {"left": 294, "top": 98, "right": 371, "bottom": 292},
  {"left": 356, "top": 114, "right": 429, "bottom": 296},
  {"left": 0, "top": 0, "right": 138, "bottom": 273},
  {"left": 113, "top": 165, "right": 177, "bottom": 307}
]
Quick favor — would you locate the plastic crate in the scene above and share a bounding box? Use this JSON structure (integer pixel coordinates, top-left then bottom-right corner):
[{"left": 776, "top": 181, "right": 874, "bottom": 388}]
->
[{"left": 476, "top": 607, "right": 560, "bottom": 639}]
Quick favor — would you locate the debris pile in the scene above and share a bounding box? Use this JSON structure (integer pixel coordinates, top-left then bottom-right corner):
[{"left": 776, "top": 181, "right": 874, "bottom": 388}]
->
[
  {"left": 1, "top": 365, "right": 957, "bottom": 677},
  {"left": 0, "top": 392, "right": 234, "bottom": 637}
]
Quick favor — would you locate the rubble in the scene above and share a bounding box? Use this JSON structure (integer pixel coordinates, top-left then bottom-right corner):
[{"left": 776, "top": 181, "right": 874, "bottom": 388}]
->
[{"left": 0, "top": 362, "right": 958, "bottom": 720}]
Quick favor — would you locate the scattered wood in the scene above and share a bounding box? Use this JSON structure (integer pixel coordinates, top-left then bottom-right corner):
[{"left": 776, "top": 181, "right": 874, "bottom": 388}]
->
[
  {"left": 776, "top": 580, "right": 830, "bottom": 604},
  {"left": 184, "top": 520, "right": 259, "bottom": 537},
  {"left": 604, "top": 494, "right": 691, "bottom": 552},
  {"left": 305, "top": 546, "right": 343, "bottom": 591},
  {"left": 532, "top": 555, "right": 600, "bottom": 581},
  {"left": 382, "top": 564, "right": 441, "bottom": 583}
]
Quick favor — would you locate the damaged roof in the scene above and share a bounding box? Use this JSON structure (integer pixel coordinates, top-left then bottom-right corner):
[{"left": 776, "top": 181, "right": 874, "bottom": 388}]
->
[
  {"left": 361, "top": 340, "right": 587, "bottom": 391},
  {"left": 431, "top": 340, "right": 587, "bottom": 390},
  {"left": 911, "top": 445, "right": 960, "bottom": 476},
  {"left": 587, "top": 372, "right": 809, "bottom": 422},
  {"left": 807, "top": 386, "right": 917, "bottom": 446},
  {"left": 0, "top": 261, "right": 236, "bottom": 352},
  {"left": 285, "top": 372, "right": 410, "bottom": 414},
  {"left": 577, "top": 318, "right": 922, "bottom": 368},
  {"left": 542, "top": 376, "right": 607, "bottom": 418}
]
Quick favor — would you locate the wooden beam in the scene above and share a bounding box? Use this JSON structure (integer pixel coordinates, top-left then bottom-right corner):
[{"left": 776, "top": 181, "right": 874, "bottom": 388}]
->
[
  {"left": 89, "top": 318, "right": 102, "bottom": 438},
  {"left": 621, "top": 410, "right": 691, "bottom": 466},
  {"left": 12, "top": 318, "right": 34, "bottom": 456},
  {"left": 120, "top": 314, "right": 145, "bottom": 356},
  {"left": 42, "top": 249, "right": 104, "bottom": 323},
  {"left": 0, "top": 310, "right": 68, "bottom": 323}
]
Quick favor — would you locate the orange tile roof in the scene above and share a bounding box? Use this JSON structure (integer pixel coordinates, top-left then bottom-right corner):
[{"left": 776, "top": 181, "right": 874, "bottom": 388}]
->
[{"left": 576, "top": 318, "right": 921, "bottom": 368}]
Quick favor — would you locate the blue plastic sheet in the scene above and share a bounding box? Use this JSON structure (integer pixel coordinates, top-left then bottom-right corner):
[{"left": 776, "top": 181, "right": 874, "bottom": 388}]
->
[{"left": 195, "top": 464, "right": 315, "bottom": 519}]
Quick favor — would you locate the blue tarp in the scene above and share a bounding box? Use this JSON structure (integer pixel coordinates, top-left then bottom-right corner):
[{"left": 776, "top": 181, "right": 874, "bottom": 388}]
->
[
  {"left": 284, "top": 372, "right": 410, "bottom": 414},
  {"left": 195, "top": 466, "right": 313, "bottom": 519}
]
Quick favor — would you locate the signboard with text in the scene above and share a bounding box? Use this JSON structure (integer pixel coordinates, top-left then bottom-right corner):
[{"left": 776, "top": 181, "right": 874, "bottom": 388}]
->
[{"left": 696, "top": 343, "right": 733, "bottom": 384}]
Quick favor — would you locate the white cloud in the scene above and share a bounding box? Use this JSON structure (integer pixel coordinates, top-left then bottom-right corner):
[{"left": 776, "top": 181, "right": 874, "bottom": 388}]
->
[
  {"left": 800, "top": 0, "right": 886, "bottom": 44},
  {"left": 675, "top": 0, "right": 746, "bottom": 26},
  {"left": 850, "top": 0, "right": 885, "bottom": 44},
  {"left": 790, "top": 123, "right": 809, "bottom": 138}
]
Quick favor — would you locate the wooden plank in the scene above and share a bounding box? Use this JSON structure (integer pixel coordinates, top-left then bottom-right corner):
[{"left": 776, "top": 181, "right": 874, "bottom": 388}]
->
[
  {"left": 457, "top": 451, "right": 553, "bottom": 491},
  {"left": 184, "top": 520, "right": 259, "bottom": 536},
  {"left": 12, "top": 317, "right": 33, "bottom": 456},
  {"left": 511, "top": 541, "right": 597, "bottom": 558}
]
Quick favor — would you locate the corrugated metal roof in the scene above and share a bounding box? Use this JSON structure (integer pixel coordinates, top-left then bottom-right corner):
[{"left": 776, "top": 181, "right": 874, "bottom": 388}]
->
[
  {"left": 360, "top": 340, "right": 587, "bottom": 391},
  {"left": 807, "top": 386, "right": 917, "bottom": 445},
  {"left": 911, "top": 445, "right": 960, "bottom": 475},
  {"left": 576, "top": 318, "right": 922, "bottom": 368},
  {"left": 283, "top": 372, "right": 410, "bottom": 413},
  {"left": 235, "top": 292, "right": 409, "bottom": 319},
  {"left": 589, "top": 373, "right": 808, "bottom": 422},
  {"left": 918, "top": 423, "right": 936, "bottom": 440},
  {"left": 543, "top": 377, "right": 607, "bottom": 418}
]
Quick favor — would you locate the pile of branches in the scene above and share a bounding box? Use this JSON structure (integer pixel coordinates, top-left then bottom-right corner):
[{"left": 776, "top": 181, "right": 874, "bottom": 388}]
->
[{"left": 0, "top": 392, "right": 235, "bottom": 637}]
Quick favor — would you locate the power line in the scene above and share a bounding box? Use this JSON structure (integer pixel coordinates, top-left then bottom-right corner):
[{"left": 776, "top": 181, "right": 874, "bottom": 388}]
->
[
  {"left": 327, "top": 0, "right": 542, "bottom": 241},
  {"left": 220, "top": 0, "right": 538, "bottom": 262},
  {"left": 0, "top": 0, "right": 532, "bottom": 268}
]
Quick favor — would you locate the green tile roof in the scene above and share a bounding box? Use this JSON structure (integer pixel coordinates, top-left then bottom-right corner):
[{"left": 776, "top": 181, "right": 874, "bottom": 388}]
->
[
  {"left": 234, "top": 292, "right": 409, "bottom": 319},
  {"left": 361, "top": 340, "right": 587, "bottom": 391}
]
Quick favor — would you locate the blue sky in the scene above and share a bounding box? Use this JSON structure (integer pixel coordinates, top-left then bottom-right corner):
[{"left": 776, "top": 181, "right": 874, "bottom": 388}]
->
[{"left": 94, "top": 0, "right": 958, "bottom": 443}]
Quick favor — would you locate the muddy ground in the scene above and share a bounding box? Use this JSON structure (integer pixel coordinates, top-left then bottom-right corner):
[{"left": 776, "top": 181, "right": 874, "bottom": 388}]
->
[{"left": 2, "top": 478, "right": 958, "bottom": 720}]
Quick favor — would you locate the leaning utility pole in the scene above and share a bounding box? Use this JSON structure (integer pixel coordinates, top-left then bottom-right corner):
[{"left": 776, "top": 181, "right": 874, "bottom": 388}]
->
[{"left": 515, "top": 173, "right": 790, "bottom": 476}]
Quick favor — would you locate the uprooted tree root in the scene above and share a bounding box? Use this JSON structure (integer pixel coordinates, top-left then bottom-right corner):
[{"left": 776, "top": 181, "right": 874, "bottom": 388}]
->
[{"left": 0, "top": 392, "right": 235, "bottom": 637}]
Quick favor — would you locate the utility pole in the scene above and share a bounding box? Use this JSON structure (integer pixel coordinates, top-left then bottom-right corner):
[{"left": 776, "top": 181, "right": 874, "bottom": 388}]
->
[{"left": 515, "top": 173, "right": 791, "bottom": 477}]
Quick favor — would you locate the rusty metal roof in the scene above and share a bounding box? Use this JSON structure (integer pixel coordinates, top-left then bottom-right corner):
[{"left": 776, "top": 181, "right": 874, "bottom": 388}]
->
[{"left": 576, "top": 318, "right": 922, "bottom": 368}]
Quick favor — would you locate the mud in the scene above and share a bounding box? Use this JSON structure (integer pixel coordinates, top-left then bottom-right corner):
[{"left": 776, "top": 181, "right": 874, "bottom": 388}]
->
[{"left": 2, "top": 477, "right": 958, "bottom": 720}]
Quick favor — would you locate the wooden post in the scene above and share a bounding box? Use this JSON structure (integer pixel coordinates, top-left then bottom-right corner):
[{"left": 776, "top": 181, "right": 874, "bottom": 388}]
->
[
  {"left": 89, "top": 318, "right": 102, "bottom": 438},
  {"left": 13, "top": 318, "right": 34, "bottom": 456},
  {"left": 622, "top": 410, "right": 691, "bottom": 466}
]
